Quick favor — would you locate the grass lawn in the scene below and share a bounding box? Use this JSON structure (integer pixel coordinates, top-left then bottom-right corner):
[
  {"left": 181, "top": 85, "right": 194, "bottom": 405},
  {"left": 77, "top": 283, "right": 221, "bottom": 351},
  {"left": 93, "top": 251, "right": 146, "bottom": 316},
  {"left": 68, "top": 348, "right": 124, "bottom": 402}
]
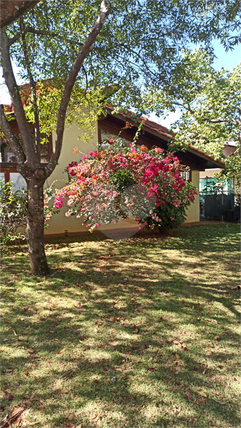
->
[{"left": 0, "top": 223, "right": 240, "bottom": 428}]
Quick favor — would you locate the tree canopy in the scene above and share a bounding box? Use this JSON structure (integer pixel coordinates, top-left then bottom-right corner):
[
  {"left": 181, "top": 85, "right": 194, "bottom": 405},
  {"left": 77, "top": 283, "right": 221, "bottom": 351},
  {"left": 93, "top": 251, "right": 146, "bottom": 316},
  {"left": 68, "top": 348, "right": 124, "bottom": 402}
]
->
[{"left": 144, "top": 50, "right": 241, "bottom": 185}]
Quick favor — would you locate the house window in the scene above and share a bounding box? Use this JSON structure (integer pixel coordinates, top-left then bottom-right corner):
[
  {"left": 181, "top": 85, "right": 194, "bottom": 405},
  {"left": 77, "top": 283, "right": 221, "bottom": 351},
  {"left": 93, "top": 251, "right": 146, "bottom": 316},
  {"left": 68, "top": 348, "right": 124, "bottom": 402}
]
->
[
  {"left": 0, "top": 134, "right": 52, "bottom": 191},
  {"left": 180, "top": 167, "right": 191, "bottom": 182},
  {"left": 100, "top": 129, "right": 131, "bottom": 149}
]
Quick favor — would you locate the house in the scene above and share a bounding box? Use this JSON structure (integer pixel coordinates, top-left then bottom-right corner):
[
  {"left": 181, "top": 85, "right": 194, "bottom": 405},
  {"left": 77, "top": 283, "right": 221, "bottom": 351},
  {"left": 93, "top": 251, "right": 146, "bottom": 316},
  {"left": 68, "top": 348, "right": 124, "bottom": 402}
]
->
[{"left": 0, "top": 105, "right": 225, "bottom": 236}]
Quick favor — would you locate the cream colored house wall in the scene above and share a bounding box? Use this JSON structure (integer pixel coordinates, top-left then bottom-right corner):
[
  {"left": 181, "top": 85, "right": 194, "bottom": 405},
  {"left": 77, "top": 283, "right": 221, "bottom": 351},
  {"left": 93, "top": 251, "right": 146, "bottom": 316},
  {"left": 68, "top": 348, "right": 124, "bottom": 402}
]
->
[
  {"left": 45, "top": 120, "right": 99, "bottom": 235},
  {"left": 200, "top": 169, "right": 219, "bottom": 179},
  {"left": 185, "top": 170, "right": 200, "bottom": 223},
  {"left": 45, "top": 121, "right": 200, "bottom": 235}
]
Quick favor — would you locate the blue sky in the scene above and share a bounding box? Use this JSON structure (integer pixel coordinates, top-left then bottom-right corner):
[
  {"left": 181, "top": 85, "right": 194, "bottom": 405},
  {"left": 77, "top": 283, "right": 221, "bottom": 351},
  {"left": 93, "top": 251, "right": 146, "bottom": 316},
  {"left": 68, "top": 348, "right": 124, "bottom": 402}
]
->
[{"left": 212, "top": 40, "right": 241, "bottom": 70}]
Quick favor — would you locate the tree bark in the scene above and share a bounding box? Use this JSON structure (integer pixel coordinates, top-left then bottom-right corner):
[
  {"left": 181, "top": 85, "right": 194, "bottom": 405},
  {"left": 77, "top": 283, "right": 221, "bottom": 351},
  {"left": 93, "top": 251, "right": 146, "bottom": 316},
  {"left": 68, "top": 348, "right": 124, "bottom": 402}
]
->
[
  {"left": 26, "top": 176, "right": 49, "bottom": 275},
  {"left": 0, "top": 1, "right": 40, "bottom": 30}
]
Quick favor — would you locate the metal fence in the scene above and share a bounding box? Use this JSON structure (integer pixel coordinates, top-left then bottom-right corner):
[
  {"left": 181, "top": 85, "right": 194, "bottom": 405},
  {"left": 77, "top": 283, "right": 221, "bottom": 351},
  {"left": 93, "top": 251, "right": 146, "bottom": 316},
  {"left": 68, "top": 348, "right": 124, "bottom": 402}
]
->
[{"left": 200, "top": 192, "right": 235, "bottom": 220}]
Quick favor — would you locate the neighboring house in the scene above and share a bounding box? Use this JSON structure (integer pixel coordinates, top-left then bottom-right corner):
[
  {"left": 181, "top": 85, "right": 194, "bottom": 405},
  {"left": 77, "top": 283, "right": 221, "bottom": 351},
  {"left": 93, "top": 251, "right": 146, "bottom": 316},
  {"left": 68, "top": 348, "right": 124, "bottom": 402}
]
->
[{"left": 0, "top": 105, "right": 225, "bottom": 235}]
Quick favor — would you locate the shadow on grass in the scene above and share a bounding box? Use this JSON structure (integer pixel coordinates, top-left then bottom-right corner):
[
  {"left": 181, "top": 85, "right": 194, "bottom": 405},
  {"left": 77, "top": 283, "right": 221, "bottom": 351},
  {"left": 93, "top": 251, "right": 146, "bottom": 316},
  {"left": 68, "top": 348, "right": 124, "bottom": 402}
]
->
[{"left": 1, "top": 224, "right": 240, "bottom": 427}]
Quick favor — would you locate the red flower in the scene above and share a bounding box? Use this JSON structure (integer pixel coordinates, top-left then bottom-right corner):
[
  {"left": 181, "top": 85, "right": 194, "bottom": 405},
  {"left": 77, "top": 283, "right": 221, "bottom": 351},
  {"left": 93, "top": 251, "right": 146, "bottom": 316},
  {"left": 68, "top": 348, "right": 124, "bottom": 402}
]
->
[{"left": 140, "top": 145, "right": 148, "bottom": 152}]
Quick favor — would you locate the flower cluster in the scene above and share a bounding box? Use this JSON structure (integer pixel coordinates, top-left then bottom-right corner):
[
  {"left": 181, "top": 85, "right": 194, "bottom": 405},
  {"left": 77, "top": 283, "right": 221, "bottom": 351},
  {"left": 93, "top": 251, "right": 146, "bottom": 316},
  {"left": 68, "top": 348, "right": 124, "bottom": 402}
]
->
[{"left": 54, "top": 143, "right": 196, "bottom": 232}]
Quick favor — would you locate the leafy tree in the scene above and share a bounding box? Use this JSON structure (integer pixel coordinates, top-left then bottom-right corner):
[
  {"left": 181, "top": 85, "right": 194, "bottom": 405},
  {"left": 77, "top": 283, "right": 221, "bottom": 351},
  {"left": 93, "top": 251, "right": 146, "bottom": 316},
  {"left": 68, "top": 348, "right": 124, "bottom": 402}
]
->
[
  {"left": 0, "top": 0, "right": 241, "bottom": 274},
  {"left": 144, "top": 50, "right": 241, "bottom": 186}
]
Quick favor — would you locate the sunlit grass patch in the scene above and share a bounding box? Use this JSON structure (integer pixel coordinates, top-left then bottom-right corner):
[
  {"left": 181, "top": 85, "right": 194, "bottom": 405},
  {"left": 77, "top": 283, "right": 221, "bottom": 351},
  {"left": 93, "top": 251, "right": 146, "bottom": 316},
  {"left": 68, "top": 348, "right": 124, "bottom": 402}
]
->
[{"left": 0, "top": 224, "right": 240, "bottom": 428}]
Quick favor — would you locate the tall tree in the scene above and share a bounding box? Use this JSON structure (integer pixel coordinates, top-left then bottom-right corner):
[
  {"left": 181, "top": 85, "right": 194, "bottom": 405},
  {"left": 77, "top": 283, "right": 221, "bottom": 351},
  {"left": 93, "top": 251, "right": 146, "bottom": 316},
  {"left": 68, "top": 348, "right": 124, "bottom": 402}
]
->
[
  {"left": 0, "top": 0, "right": 241, "bottom": 274},
  {"left": 144, "top": 50, "right": 241, "bottom": 185}
]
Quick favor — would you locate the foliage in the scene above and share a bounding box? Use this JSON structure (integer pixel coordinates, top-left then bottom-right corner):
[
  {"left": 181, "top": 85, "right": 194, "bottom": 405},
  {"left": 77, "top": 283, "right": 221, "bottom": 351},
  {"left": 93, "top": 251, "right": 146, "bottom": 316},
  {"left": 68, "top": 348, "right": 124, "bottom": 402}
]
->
[
  {"left": 4, "top": 0, "right": 241, "bottom": 133},
  {"left": 144, "top": 50, "right": 241, "bottom": 185},
  {"left": 0, "top": 180, "right": 28, "bottom": 244},
  {"left": 0, "top": 180, "right": 58, "bottom": 245},
  {"left": 54, "top": 142, "right": 196, "bottom": 232}
]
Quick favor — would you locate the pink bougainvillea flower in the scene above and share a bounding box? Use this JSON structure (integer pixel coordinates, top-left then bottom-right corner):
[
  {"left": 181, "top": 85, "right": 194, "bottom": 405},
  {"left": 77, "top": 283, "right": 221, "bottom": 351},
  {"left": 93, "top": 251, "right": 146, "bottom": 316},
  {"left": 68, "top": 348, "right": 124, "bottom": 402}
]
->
[
  {"left": 54, "top": 143, "right": 196, "bottom": 233},
  {"left": 8, "top": 394, "right": 14, "bottom": 401},
  {"left": 24, "top": 306, "right": 28, "bottom": 311},
  {"left": 186, "top": 393, "right": 191, "bottom": 398},
  {"left": 233, "top": 377, "right": 237, "bottom": 381},
  {"left": 77, "top": 302, "right": 81, "bottom": 307},
  {"left": 149, "top": 367, "right": 155, "bottom": 372},
  {"left": 183, "top": 347, "right": 188, "bottom": 351}
]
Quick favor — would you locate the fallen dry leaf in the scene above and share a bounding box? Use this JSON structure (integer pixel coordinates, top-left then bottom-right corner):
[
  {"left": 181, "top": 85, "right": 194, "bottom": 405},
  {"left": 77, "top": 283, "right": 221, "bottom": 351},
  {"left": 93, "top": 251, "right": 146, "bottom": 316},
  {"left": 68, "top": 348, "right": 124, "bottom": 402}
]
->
[
  {"left": 57, "top": 348, "right": 65, "bottom": 354},
  {"left": 27, "top": 349, "right": 35, "bottom": 354},
  {"left": 61, "top": 389, "right": 69, "bottom": 394},
  {"left": 198, "top": 391, "right": 207, "bottom": 397},
  {"left": 173, "top": 339, "right": 182, "bottom": 346}
]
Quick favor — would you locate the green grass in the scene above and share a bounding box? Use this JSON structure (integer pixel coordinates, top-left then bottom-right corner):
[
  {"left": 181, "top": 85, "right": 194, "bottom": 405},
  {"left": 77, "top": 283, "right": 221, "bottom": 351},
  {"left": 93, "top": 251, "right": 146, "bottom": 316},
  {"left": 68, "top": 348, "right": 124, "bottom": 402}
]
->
[{"left": 1, "top": 224, "right": 240, "bottom": 428}]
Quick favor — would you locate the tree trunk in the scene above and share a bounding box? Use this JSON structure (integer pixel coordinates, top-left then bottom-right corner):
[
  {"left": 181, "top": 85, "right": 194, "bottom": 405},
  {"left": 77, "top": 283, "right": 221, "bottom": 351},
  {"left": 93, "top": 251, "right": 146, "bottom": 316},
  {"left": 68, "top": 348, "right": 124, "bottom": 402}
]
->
[{"left": 26, "top": 176, "right": 50, "bottom": 275}]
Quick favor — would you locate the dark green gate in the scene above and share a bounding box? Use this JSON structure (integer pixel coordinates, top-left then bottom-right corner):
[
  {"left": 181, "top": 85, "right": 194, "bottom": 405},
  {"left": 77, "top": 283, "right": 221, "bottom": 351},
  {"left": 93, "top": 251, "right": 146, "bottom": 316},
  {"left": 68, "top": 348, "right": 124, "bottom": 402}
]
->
[{"left": 200, "top": 177, "right": 236, "bottom": 220}]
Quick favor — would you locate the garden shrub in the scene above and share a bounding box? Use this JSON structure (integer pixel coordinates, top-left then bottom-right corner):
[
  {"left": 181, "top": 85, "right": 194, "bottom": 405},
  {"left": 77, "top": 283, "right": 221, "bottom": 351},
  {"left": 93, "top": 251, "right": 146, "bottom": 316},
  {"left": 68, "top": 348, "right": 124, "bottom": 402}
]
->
[
  {"left": 0, "top": 180, "right": 28, "bottom": 244},
  {"left": 54, "top": 142, "right": 197, "bottom": 232},
  {"left": 0, "top": 180, "right": 58, "bottom": 245}
]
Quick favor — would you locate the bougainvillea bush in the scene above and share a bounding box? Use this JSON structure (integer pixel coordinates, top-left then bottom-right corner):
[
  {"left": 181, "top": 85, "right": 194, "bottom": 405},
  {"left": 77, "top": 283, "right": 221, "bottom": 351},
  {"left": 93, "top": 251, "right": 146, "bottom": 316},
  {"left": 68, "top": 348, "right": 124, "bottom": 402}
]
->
[{"left": 54, "top": 142, "right": 197, "bottom": 232}]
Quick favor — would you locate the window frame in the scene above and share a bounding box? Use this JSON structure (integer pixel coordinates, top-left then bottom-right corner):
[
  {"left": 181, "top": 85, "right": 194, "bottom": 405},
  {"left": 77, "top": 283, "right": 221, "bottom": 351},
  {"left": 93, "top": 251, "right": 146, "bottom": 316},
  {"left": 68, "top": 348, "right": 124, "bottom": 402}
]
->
[{"left": 0, "top": 135, "right": 53, "bottom": 184}]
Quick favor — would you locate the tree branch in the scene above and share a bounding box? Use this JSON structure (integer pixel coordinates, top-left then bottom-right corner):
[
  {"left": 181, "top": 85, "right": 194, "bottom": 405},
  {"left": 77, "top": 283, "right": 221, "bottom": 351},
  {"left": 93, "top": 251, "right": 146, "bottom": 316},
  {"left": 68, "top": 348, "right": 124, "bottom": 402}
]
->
[
  {"left": 0, "top": 106, "right": 26, "bottom": 164},
  {"left": 172, "top": 101, "right": 195, "bottom": 114},
  {"left": 20, "top": 17, "right": 41, "bottom": 157},
  {"left": 0, "top": 29, "right": 37, "bottom": 168},
  {"left": 8, "top": 26, "right": 84, "bottom": 47},
  {"left": 45, "top": 0, "right": 110, "bottom": 177},
  {"left": 0, "top": 1, "right": 40, "bottom": 30}
]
